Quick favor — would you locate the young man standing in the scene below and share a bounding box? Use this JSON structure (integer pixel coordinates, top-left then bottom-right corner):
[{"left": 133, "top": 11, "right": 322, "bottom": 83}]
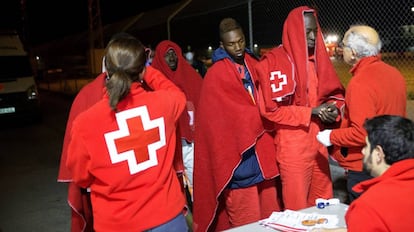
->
[
  {"left": 193, "top": 18, "right": 281, "bottom": 232},
  {"left": 152, "top": 40, "right": 203, "bottom": 195},
  {"left": 254, "top": 6, "right": 345, "bottom": 210}
]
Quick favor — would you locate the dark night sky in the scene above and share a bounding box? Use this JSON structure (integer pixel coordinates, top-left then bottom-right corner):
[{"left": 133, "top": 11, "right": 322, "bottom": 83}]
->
[{"left": 1, "top": 0, "right": 181, "bottom": 46}]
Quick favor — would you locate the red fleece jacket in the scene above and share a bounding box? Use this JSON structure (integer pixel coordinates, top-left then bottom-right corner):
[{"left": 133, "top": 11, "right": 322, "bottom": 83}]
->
[
  {"left": 66, "top": 68, "right": 186, "bottom": 231},
  {"left": 58, "top": 67, "right": 186, "bottom": 232},
  {"left": 345, "top": 159, "right": 414, "bottom": 231},
  {"left": 330, "top": 56, "right": 406, "bottom": 171}
]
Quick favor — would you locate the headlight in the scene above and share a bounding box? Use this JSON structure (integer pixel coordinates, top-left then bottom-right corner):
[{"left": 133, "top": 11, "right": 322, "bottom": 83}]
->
[{"left": 27, "top": 84, "right": 39, "bottom": 100}]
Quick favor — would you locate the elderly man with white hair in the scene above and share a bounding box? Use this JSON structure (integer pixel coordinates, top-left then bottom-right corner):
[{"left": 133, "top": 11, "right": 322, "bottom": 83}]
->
[{"left": 317, "top": 25, "right": 407, "bottom": 203}]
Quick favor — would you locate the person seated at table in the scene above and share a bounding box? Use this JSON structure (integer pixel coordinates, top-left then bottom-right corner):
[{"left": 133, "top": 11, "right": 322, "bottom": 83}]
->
[{"left": 313, "top": 115, "right": 414, "bottom": 232}]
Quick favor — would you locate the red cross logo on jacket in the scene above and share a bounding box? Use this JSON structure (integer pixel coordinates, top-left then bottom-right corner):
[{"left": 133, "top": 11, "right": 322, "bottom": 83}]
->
[
  {"left": 270, "top": 70, "right": 287, "bottom": 93},
  {"left": 104, "top": 106, "right": 166, "bottom": 175}
]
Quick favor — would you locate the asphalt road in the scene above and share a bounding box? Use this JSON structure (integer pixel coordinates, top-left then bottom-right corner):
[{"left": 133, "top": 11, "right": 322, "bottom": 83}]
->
[{"left": 0, "top": 90, "right": 72, "bottom": 232}]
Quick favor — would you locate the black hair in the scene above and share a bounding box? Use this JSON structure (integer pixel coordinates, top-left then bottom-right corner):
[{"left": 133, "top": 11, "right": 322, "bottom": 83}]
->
[
  {"left": 219, "top": 18, "right": 242, "bottom": 41},
  {"left": 364, "top": 115, "right": 414, "bottom": 165}
]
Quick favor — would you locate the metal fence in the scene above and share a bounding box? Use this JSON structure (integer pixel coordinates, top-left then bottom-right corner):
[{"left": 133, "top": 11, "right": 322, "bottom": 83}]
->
[
  {"left": 34, "top": 0, "right": 414, "bottom": 97},
  {"left": 170, "top": 0, "right": 414, "bottom": 97}
]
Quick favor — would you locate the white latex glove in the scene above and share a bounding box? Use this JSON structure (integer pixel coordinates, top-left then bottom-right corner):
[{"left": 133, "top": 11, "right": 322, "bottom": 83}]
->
[{"left": 317, "top": 129, "right": 332, "bottom": 147}]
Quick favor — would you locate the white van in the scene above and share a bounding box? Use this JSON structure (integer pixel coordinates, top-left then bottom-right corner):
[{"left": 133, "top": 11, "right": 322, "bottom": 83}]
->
[{"left": 0, "top": 32, "right": 41, "bottom": 122}]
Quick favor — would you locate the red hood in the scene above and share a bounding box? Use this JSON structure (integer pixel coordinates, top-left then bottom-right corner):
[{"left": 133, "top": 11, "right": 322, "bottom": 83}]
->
[{"left": 151, "top": 40, "right": 203, "bottom": 142}]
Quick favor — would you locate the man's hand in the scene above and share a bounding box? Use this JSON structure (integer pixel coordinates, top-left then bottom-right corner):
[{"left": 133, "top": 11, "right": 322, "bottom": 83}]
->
[{"left": 312, "top": 102, "right": 338, "bottom": 124}]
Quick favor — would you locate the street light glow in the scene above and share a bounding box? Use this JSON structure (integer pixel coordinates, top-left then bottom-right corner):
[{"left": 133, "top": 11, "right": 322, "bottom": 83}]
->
[{"left": 325, "top": 34, "right": 338, "bottom": 43}]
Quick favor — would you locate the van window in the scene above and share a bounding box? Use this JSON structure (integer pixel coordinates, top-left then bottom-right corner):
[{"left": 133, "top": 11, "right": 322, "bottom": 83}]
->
[{"left": 0, "top": 56, "right": 33, "bottom": 80}]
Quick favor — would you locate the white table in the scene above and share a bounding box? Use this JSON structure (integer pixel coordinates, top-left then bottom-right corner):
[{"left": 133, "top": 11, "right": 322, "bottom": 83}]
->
[{"left": 223, "top": 203, "right": 349, "bottom": 231}]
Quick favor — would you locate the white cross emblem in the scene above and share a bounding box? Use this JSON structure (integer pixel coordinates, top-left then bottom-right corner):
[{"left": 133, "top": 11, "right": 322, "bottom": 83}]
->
[
  {"left": 270, "top": 71, "right": 287, "bottom": 93},
  {"left": 104, "top": 106, "right": 165, "bottom": 175}
]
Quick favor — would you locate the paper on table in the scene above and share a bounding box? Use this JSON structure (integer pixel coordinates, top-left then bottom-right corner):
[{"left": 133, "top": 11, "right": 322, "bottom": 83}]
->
[{"left": 259, "top": 209, "right": 340, "bottom": 231}]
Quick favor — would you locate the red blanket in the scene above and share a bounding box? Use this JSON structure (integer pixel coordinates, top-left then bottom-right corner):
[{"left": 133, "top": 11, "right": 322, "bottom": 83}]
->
[
  {"left": 193, "top": 53, "right": 280, "bottom": 232},
  {"left": 58, "top": 73, "right": 106, "bottom": 232},
  {"left": 256, "top": 6, "right": 345, "bottom": 112},
  {"left": 151, "top": 40, "right": 203, "bottom": 142}
]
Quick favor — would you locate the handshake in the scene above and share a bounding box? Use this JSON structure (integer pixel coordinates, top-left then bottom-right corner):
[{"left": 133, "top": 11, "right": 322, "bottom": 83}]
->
[
  {"left": 313, "top": 101, "right": 338, "bottom": 124},
  {"left": 313, "top": 101, "right": 338, "bottom": 147}
]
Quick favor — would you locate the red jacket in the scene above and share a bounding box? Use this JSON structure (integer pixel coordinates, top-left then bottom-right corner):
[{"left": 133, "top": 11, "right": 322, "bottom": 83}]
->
[
  {"left": 345, "top": 159, "right": 414, "bottom": 231},
  {"left": 330, "top": 56, "right": 406, "bottom": 171},
  {"left": 66, "top": 67, "right": 186, "bottom": 231}
]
